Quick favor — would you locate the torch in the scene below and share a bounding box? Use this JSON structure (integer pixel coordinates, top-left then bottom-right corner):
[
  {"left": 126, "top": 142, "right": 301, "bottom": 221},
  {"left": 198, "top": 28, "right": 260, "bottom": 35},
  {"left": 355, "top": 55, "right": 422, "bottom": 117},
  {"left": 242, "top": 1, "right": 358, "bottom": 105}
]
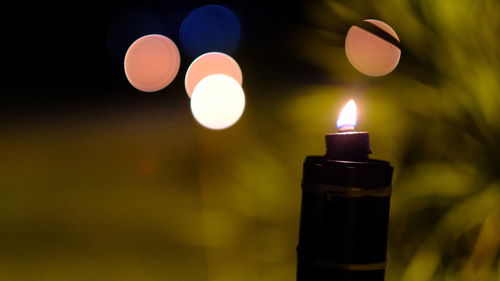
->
[{"left": 296, "top": 99, "right": 394, "bottom": 281}]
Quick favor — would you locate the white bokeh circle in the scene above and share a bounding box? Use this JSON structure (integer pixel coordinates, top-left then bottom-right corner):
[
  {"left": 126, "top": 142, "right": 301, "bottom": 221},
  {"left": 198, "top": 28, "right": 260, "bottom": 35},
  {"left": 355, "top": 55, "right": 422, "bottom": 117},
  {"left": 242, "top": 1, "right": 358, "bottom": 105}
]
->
[{"left": 190, "top": 74, "right": 245, "bottom": 130}]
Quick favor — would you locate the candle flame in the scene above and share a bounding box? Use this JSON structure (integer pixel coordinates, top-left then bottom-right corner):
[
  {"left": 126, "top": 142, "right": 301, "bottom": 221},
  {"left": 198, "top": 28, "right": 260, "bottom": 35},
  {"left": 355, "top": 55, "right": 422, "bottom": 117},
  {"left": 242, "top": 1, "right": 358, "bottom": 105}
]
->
[{"left": 337, "top": 99, "right": 357, "bottom": 131}]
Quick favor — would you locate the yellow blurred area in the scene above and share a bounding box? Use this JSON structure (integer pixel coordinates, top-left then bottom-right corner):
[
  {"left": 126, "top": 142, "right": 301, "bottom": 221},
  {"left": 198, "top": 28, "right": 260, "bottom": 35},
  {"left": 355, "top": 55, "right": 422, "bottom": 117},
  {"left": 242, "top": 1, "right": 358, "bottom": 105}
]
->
[{"left": 0, "top": 104, "right": 206, "bottom": 280}]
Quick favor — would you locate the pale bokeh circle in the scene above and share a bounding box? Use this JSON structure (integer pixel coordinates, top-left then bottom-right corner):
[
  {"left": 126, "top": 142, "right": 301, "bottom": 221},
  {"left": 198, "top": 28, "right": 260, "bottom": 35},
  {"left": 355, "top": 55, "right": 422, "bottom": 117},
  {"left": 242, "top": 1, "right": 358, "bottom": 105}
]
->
[
  {"left": 345, "top": 19, "right": 400, "bottom": 77},
  {"left": 190, "top": 74, "right": 245, "bottom": 130},
  {"left": 185, "top": 52, "right": 242, "bottom": 98},
  {"left": 124, "top": 34, "right": 181, "bottom": 92}
]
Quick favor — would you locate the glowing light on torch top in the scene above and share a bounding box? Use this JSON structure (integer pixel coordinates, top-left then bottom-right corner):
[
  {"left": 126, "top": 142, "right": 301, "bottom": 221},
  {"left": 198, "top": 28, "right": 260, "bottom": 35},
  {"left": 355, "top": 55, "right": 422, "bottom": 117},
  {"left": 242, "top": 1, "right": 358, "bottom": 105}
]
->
[{"left": 336, "top": 99, "right": 357, "bottom": 132}]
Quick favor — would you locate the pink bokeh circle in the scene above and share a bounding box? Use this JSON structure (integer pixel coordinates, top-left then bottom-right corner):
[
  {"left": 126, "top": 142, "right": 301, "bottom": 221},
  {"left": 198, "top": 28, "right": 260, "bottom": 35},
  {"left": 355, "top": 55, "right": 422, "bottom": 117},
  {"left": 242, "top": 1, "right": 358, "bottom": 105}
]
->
[
  {"left": 124, "top": 34, "right": 181, "bottom": 92},
  {"left": 185, "top": 52, "right": 242, "bottom": 97},
  {"left": 345, "top": 19, "right": 400, "bottom": 77}
]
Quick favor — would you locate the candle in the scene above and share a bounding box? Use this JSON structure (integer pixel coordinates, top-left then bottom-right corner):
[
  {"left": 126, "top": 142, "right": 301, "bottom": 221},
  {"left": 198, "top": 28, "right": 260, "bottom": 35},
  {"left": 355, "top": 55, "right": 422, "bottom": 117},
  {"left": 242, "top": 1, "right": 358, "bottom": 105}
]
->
[{"left": 297, "top": 100, "right": 394, "bottom": 281}]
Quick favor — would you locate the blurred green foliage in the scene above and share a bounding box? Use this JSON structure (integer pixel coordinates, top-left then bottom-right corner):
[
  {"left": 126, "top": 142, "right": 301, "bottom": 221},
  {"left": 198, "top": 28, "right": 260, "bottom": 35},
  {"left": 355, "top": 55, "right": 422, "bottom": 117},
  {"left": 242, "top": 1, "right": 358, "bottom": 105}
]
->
[
  {"left": 290, "top": 0, "right": 500, "bottom": 280},
  {"left": 1, "top": 0, "right": 499, "bottom": 281}
]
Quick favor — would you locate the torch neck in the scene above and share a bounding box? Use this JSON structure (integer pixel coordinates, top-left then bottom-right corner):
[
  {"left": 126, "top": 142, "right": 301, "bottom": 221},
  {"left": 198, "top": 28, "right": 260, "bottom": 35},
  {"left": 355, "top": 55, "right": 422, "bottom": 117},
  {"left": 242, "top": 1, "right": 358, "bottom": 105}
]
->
[{"left": 325, "top": 132, "right": 371, "bottom": 161}]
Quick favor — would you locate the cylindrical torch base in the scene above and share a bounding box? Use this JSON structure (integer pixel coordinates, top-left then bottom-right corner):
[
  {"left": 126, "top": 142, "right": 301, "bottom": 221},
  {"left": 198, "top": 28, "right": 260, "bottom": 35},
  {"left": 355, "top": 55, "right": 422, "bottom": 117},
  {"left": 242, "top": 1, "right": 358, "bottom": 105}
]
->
[
  {"left": 297, "top": 156, "right": 393, "bottom": 281},
  {"left": 297, "top": 260, "right": 386, "bottom": 281}
]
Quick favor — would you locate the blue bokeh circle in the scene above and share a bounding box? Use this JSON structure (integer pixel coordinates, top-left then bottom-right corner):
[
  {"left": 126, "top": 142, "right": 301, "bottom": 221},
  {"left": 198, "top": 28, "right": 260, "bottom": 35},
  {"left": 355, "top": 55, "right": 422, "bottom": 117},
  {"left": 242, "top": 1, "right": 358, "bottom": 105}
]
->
[{"left": 180, "top": 5, "right": 241, "bottom": 58}]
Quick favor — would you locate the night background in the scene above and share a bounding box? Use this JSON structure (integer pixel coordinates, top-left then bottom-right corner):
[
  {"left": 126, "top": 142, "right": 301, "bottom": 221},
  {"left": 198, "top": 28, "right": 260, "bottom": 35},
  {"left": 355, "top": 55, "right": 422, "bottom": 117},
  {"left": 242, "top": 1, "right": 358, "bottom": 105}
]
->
[{"left": 0, "top": 0, "right": 499, "bottom": 280}]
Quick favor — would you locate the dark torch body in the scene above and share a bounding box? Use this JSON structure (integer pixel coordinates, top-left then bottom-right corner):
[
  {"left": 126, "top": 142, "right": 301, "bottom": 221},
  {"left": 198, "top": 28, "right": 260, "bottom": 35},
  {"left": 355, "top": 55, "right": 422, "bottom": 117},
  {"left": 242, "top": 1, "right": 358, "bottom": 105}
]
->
[{"left": 297, "top": 132, "right": 393, "bottom": 281}]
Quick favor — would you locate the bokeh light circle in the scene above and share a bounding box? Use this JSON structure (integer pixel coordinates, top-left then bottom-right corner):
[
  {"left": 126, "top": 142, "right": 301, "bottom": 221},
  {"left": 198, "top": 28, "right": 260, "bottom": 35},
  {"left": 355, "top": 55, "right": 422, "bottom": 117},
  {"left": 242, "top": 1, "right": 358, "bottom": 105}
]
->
[
  {"left": 345, "top": 19, "right": 400, "bottom": 77},
  {"left": 180, "top": 5, "right": 241, "bottom": 58},
  {"left": 190, "top": 74, "right": 245, "bottom": 130},
  {"left": 185, "top": 52, "right": 242, "bottom": 98},
  {"left": 124, "top": 34, "right": 181, "bottom": 92}
]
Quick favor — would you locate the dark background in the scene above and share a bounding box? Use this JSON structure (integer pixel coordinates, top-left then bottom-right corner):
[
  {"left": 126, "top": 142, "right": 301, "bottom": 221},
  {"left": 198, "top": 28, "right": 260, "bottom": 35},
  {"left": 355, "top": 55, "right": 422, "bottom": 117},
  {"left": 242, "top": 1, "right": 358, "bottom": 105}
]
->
[{"left": 0, "top": 0, "right": 302, "bottom": 101}]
